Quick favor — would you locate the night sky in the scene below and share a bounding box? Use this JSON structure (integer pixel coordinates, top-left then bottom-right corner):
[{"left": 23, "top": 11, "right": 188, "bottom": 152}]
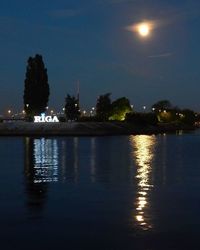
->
[{"left": 1, "top": 0, "right": 200, "bottom": 113}]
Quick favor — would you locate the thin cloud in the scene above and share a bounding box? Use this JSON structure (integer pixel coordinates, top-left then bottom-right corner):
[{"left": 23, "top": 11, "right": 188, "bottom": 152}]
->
[
  {"left": 148, "top": 53, "right": 173, "bottom": 59},
  {"left": 97, "top": 0, "right": 135, "bottom": 5},
  {"left": 49, "top": 9, "right": 82, "bottom": 19}
]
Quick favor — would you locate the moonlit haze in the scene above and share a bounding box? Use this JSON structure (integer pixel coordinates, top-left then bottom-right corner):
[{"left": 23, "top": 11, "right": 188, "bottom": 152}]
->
[{"left": 0, "top": 0, "right": 200, "bottom": 113}]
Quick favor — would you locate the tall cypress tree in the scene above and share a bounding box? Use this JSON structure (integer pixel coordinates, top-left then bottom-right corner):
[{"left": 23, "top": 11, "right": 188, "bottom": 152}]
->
[{"left": 23, "top": 54, "right": 50, "bottom": 116}]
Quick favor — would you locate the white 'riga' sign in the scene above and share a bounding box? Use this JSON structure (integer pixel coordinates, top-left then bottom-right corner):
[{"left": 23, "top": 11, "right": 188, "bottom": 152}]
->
[{"left": 34, "top": 113, "right": 59, "bottom": 123}]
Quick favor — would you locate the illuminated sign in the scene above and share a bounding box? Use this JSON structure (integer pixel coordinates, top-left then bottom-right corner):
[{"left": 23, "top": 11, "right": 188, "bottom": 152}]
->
[{"left": 34, "top": 113, "right": 59, "bottom": 123}]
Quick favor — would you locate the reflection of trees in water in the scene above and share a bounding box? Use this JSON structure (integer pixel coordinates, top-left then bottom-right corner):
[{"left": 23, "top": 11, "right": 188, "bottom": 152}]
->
[
  {"left": 60, "top": 137, "right": 97, "bottom": 184},
  {"left": 87, "top": 137, "right": 130, "bottom": 185},
  {"left": 60, "top": 137, "right": 79, "bottom": 183},
  {"left": 92, "top": 138, "right": 112, "bottom": 184},
  {"left": 24, "top": 137, "right": 58, "bottom": 213},
  {"left": 130, "top": 135, "right": 156, "bottom": 230},
  {"left": 90, "top": 138, "right": 96, "bottom": 183}
]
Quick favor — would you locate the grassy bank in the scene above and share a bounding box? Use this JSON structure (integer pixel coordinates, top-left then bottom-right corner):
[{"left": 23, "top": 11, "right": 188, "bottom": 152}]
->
[{"left": 0, "top": 121, "right": 195, "bottom": 136}]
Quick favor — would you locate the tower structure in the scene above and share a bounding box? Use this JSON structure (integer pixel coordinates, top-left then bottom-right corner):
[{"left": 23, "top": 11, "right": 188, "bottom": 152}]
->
[{"left": 77, "top": 80, "right": 80, "bottom": 106}]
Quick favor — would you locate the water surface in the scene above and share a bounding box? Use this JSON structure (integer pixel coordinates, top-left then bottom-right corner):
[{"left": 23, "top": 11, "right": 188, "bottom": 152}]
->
[{"left": 1, "top": 131, "right": 200, "bottom": 249}]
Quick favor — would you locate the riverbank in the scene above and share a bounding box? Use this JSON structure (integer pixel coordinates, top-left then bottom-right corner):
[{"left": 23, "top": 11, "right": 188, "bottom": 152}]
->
[{"left": 0, "top": 121, "right": 195, "bottom": 136}]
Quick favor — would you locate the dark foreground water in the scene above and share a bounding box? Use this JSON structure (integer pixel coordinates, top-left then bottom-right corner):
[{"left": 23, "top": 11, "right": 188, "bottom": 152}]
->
[{"left": 1, "top": 131, "right": 200, "bottom": 250}]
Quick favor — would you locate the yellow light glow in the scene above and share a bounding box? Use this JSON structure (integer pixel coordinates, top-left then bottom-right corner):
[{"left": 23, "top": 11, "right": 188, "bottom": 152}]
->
[
  {"left": 139, "top": 191, "right": 147, "bottom": 196},
  {"left": 127, "top": 21, "right": 155, "bottom": 39},
  {"left": 136, "top": 215, "right": 144, "bottom": 222},
  {"left": 130, "top": 135, "right": 156, "bottom": 230},
  {"left": 138, "top": 23, "right": 150, "bottom": 37}
]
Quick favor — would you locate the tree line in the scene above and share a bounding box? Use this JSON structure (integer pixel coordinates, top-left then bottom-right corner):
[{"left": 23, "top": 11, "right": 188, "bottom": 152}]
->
[{"left": 23, "top": 54, "right": 198, "bottom": 126}]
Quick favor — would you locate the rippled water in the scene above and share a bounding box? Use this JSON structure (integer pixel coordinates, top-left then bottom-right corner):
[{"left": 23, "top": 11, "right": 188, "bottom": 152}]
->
[{"left": 1, "top": 131, "right": 200, "bottom": 249}]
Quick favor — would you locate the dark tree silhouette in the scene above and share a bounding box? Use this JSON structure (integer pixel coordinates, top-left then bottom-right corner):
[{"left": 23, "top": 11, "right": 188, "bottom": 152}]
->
[
  {"left": 181, "top": 109, "right": 196, "bottom": 125},
  {"left": 96, "top": 93, "right": 112, "bottom": 121},
  {"left": 65, "top": 94, "right": 80, "bottom": 121},
  {"left": 23, "top": 54, "right": 50, "bottom": 116},
  {"left": 152, "top": 100, "right": 172, "bottom": 112}
]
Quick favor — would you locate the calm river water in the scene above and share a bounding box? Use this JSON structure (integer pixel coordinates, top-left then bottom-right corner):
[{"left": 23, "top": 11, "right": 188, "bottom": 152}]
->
[{"left": 1, "top": 131, "right": 200, "bottom": 249}]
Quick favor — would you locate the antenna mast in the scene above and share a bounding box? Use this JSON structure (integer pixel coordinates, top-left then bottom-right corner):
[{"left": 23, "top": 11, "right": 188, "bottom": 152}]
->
[{"left": 77, "top": 80, "right": 80, "bottom": 106}]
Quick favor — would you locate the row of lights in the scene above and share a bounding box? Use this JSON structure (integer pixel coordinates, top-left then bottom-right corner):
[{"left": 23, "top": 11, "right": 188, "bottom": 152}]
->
[
  {"left": 11, "top": 105, "right": 189, "bottom": 115},
  {"left": 5, "top": 107, "right": 177, "bottom": 114},
  {"left": 7, "top": 109, "right": 55, "bottom": 115},
  {"left": 152, "top": 108, "right": 187, "bottom": 118},
  {"left": 6, "top": 106, "right": 97, "bottom": 116}
]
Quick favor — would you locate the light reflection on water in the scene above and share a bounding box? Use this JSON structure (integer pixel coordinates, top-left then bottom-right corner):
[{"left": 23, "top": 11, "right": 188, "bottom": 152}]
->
[
  {"left": 34, "top": 138, "right": 58, "bottom": 183},
  {"left": 2, "top": 133, "right": 200, "bottom": 249},
  {"left": 90, "top": 137, "right": 96, "bottom": 183},
  {"left": 24, "top": 136, "right": 157, "bottom": 229},
  {"left": 73, "top": 137, "right": 79, "bottom": 183},
  {"left": 59, "top": 138, "right": 80, "bottom": 183},
  {"left": 25, "top": 138, "right": 59, "bottom": 183},
  {"left": 130, "top": 135, "right": 156, "bottom": 230}
]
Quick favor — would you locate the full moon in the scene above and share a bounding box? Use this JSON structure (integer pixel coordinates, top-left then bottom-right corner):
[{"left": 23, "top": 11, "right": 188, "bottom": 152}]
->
[
  {"left": 138, "top": 23, "right": 150, "bottom": 37},
  {"left": 126, "top": 20, "right": 155, "bottom": 39}
]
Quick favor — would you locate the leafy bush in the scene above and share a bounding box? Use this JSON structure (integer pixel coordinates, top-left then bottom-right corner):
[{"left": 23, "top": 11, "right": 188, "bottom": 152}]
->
[
  {"left": 126, "top": 112, "right": 158, "bottom": 126},
  {"left": 78, "top": 116, "right": 102, "bottom": 122},
  {"left": 59, "top": 116, "right": 66, "bottom": 122},
  {"left": 180, "top": 109, "right": 195, "bottom": 125}
]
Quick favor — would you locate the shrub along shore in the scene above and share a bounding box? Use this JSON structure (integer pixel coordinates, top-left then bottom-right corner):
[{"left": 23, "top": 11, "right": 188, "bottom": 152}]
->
[{"left": 0, "top": 121, "right": 195, "bottom": 136}]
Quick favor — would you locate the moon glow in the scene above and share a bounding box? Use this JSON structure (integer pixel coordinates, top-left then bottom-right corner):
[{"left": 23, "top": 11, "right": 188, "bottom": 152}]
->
[{"left": 137, "top": 23, "right": 150, "bottom": 37}]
